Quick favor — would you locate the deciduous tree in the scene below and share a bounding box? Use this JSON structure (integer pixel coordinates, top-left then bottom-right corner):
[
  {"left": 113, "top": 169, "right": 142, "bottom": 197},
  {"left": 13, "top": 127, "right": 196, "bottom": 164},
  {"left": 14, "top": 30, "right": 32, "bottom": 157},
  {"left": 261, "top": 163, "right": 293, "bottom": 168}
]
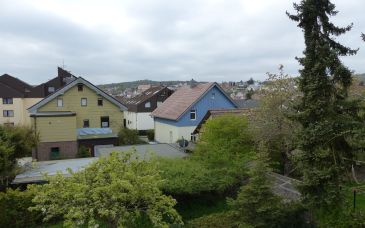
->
[{"left": 30, "top": 151, "right": 182, "bottom": 227}]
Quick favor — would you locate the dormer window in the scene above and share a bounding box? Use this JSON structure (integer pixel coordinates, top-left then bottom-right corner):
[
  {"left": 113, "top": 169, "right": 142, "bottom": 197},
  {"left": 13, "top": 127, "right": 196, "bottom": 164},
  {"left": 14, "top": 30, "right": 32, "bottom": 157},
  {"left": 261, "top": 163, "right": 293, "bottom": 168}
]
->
[
  {"left": 145, "top": 102, "right": 151, "bottom": 108},
  {"left": 211, "top": 92, "right": 215, "bottom": 99},
  {"left": 190, "top": 109, "right": 196, "bottom": 120},
  {"left": 48, "top": 87, "right": 55, "bottom": 93},
  {"left": 78, "top": 84, "right": 83, "bottom": 91}
]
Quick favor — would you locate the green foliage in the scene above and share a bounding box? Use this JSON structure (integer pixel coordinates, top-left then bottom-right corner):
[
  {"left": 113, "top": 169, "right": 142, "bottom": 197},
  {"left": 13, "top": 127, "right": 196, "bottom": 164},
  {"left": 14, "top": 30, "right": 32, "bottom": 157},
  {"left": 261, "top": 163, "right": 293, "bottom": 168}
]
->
[
  {"left": 76, "top": 145, "right": 91, "bottom": 158},
  {"left": 252, "top": 65, "right": 300, "bottom": 174},
  {"left": 29, "top": 151, "right": 182, "bottom": 227},
  {"left": 0, "top": 188, "right": 43, "bottom": 227},
  {"left": 158, "top": 158, "right": 242, "bottom": 195},
  {"left": 228, "top": 150, "right": 283, "bottom": 228},
  {"left": 0, "top": 126, "right": 38, "bottom": 188},
  {"left": 146, "top": 129, "right": 155, "bottom": 141},
  {"left": 186, "top": 211, "right": 236, "bottom": 228},
  {"left": 287, "top": 0, "right": 363, "bottom": 215},
  {"left": 194, "top": 114, "right": 253, "bottom": 167},
  {"left": 118, "top": 128, "right": 146, "bottom": 145},
  {"left": 158, "top": 115, "right": 253, "bottom": 195}
]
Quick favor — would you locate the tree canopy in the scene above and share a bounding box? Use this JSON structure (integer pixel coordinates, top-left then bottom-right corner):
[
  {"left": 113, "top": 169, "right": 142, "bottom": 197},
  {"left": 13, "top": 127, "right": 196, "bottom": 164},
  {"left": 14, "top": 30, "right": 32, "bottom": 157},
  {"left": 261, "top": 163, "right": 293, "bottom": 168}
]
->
[
  {"left": 287, "top": 0, "right": 363, "bottom": 215},
  {"left": 29, "top": 151, "right": 182, "bottom": 228}
]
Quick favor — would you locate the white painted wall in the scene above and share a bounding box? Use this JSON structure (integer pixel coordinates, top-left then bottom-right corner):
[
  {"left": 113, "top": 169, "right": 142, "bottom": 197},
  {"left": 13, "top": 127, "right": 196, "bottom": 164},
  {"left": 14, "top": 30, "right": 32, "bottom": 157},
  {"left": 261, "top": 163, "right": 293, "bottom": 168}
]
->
[
  {"left": 124, "top": 111, "right": 154, "bottom": 130},
  {"left": 154, "top": 121, "right": 196, "bottom": 143}
]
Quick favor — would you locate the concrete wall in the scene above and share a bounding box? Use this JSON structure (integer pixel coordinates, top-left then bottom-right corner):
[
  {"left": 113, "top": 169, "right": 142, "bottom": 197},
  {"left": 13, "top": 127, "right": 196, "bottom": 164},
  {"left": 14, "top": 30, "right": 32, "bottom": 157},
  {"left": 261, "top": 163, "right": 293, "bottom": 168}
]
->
[{"left": 38, "top": 85, "right": 123, "bottom": 134}]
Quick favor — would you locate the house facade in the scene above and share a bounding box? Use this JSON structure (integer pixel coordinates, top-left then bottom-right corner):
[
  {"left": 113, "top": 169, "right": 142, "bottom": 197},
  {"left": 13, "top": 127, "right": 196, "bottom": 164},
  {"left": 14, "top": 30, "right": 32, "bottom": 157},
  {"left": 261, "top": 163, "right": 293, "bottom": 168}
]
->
[
  {"left": 117, "top": 86, "right": 173, "bottom": 131},
  {"left": 28, "top": 77, "right": 127, "bottom": 161},
  {"left": 151, "top": 82, "right": 237, "bottom": 143},
  {"left": 0, "top": 67, "right": 76, "bottom": 126}
]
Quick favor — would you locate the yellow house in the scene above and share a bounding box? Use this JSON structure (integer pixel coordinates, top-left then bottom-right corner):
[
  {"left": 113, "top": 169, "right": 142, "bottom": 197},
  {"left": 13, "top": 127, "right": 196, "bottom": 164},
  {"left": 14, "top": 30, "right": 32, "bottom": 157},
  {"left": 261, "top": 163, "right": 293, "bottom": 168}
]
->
[{"left": 28, "top": 77, "right": 127, "bottom": 161}]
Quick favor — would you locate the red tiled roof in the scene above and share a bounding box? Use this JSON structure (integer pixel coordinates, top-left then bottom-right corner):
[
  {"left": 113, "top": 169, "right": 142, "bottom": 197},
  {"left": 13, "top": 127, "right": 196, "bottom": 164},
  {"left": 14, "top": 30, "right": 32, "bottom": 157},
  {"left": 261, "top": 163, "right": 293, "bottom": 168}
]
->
[{"left": 151, "top": 82, "right": 215, "bottom": 120}]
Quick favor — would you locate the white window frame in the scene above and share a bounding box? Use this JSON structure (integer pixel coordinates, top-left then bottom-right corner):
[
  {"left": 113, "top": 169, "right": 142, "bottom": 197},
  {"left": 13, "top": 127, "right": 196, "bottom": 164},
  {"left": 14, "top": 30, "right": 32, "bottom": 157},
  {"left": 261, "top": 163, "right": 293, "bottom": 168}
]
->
[
  {"left": 48, "top": 87, "right": 55, "bottom": 93},
  {"left": 57, "top": 98, "right": 63, "bottom": 107},
  {"left": 81, "top": 98, "right": 87, "bottom": 106},
  {"left": 145, "top": 101, "right": 151, "bottom": 108},
  {"left": 190, "top": 109, "right": 196, "bottom": 120}
]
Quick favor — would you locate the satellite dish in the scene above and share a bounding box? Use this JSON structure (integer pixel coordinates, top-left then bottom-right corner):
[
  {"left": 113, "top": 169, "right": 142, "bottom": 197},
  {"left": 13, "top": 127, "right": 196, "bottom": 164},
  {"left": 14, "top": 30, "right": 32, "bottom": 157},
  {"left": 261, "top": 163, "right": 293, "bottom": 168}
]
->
[{"left": 178, "top": 139, "right": 189, "bottom": 148}]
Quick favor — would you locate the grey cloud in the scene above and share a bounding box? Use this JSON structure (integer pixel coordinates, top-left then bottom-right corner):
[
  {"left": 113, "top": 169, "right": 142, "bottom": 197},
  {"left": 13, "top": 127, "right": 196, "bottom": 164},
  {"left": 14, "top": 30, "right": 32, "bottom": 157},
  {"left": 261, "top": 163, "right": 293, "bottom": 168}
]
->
[{"left": 0, "top": 0, "right": 364, "bottom": 85}]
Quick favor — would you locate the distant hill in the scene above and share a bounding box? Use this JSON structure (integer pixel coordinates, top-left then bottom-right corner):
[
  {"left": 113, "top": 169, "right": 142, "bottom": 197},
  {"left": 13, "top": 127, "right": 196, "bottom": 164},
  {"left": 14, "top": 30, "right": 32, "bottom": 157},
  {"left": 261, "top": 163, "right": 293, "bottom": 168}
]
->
[{"left": 98, "top": 79, "right": 203, "bottom": 94}]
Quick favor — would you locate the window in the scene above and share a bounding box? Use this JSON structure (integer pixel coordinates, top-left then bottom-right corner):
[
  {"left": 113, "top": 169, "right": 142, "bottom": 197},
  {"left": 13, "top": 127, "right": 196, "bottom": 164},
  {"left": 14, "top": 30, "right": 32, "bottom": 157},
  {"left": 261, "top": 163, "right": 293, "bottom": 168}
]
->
[
  {"left": 83, "top": 119, "right": 90, "bottom": 128},
  {"left": 3, "top": 110, "right": 14, "bottom": 117},
  {"left": 78, "top": 84, "right": 83, "bottom": 91},
  {"left": 48, "top": 87, "right": 55, "bottom": 93},
  {"left": 98, "top": 98, "right": 103, "bottom": 106},
  {"left": 2, "top": 98, "right": 13, "bottom": 104},
  {"left": 211, "top": 92, "right": 215, "bottom": 99},
  {"left": 190, "top": 109, "right": 196, "bottom": 120},
  {"left": 157, "top": 101, "right": 163, "bottom": 107},
  {"left": 145, "top": 102, "right": 151, "bottom": 108},
  {"left": 101, "top": 116, "right": 109, "bottom": 128},
  {"left": 81, "top": 98, "right": 87, "bottom": 106},
  {"left": 57, "top": 98, "right": 63, "bottom": 107},
  {"left": 50, "top": 147, "right": 60, "bottom": 160}
]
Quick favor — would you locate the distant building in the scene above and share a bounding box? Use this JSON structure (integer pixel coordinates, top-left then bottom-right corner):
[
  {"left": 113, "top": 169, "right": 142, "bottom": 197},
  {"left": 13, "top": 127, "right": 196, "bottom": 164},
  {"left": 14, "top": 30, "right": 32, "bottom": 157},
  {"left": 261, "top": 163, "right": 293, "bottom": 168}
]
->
[
  {"left": 137, "top": 84, "right": 151, "bottom": 93},
  {"left": 116, "top": 86, "right": 173, "bottom": 131},
  {"left": 151, "top": 82, "right": 237, "bottom": 143},
  {"left": 0, "top": 67, "right": 76, "bottom": 126},
  {"left": 28, "top": 77, "right": 127, "bottom": 161}
]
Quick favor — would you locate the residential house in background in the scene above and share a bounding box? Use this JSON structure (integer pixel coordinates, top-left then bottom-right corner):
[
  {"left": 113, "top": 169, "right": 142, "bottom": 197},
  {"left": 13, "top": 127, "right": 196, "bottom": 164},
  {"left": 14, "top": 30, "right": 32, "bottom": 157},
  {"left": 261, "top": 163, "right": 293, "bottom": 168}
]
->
[
  {"left": 151, "top": 82, "right": 238, "bottom": 143},
  {"left": 0, "top": 67, "right": 75, "bottom": 126},
  {"left": 28, "top": 77, "right": 127, "bottom": 161},
  {"left": 116, "top": 86, "right": 173, "bottom": 131}
]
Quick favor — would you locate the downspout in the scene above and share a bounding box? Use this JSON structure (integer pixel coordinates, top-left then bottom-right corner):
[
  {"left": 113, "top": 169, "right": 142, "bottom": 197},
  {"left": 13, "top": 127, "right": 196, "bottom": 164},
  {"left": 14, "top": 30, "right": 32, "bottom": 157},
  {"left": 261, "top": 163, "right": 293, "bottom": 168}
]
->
[{"left": 34, "top": 115, "right": 38, "bottom": 160}]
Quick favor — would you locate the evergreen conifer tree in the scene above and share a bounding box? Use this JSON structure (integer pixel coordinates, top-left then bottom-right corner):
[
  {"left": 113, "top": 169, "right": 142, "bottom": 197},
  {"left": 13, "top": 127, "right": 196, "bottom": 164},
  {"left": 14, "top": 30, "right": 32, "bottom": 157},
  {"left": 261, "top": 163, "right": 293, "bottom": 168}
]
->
[{"left": 287, "top": 0, "right": 359, "bottom": 213}]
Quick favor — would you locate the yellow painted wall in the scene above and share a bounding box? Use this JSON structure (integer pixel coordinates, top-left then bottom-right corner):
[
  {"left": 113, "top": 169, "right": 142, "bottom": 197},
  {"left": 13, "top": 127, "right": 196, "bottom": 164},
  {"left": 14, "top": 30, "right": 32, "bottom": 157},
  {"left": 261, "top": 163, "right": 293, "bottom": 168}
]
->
[
  {"left": 0, "top": 98, "right": 42, "bottom": 126},
  {"left": 33, "top": 116, "right": 77, "bottom": 142},
  {"left": 38, "top": 85, "right": 123, "bottom": 133}
]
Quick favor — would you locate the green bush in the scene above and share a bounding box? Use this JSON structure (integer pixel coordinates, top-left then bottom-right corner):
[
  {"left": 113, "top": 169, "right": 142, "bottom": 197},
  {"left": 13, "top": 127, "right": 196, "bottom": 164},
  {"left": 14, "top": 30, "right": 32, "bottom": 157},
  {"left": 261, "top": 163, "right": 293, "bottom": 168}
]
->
[
  {"left": 187, "top": 211, "right": 237, "bottom": 228},
  {"left": 77, "top": 145, "right": 91, "bottom": 158},
  {"left": 0, "top": 188, "right": 43, "bottom": 228},
  {"left": 158, "top": 158, "right": 246, "bottom": 195},
  {"left": 118, "top": 128, "right": 146, "bottom": 145},
  {"left": 146, "top": 129, "right": 155, "bottom": 141}
]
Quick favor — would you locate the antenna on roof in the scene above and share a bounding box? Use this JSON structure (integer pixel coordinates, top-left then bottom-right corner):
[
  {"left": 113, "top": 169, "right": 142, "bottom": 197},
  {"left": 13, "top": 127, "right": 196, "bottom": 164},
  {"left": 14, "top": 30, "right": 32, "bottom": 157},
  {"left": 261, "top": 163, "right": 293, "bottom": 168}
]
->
[{"left": 62, "top": 59, "right": 66, "bottom": 69}]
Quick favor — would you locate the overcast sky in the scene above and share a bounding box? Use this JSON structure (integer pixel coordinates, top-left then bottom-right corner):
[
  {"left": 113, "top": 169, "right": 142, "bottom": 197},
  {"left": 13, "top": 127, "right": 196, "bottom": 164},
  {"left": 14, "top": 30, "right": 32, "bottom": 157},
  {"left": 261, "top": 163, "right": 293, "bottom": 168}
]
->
[{"left": 1, "top": 0, "right": 364, "bottom": 85}]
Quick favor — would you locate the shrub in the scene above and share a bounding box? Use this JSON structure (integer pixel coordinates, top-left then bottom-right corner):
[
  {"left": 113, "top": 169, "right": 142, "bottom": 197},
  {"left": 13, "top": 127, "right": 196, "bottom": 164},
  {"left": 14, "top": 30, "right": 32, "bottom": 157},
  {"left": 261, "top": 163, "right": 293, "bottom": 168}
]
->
[
  {"left": 146, "top": 129, "right": 155, "bottom": 141},
  {"left": 158, "top": 158, "right": 245, "bottom": 195},
  {"left": 77, "top": 145, "right": 91, "bottom": 158},
  {"left": 0, "top": 188, "right": 43, "bottom": 227},
  {"left": 30, "top": 151, "right": 182, "bottom": 227},
  {"left": 186, "top": 211, "right": 236, "bottom": 228},
  {"left": 118, "top": 128, "right": 146, "bottom": 145}
]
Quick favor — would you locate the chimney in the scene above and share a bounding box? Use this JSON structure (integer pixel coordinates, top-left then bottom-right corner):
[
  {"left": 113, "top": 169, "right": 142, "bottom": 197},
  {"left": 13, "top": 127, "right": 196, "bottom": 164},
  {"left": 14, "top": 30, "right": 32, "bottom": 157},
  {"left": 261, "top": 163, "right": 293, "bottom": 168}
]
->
[{"left": 190, "top": 78, "right": 198, "bottom": 88}]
